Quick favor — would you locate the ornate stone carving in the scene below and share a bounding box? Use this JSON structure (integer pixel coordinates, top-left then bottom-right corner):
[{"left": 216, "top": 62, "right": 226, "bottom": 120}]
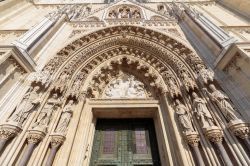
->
[
  {"left": 55, "top": 100, "right": 74, "bottom": 134},
  {"left": 228, "top": 120, "right": 249, "bottom": 139},
  {"left": 103, "top": 74, "right": 147, "bottom": 99},
  {"left": 54, "top": 71, "right": 70, "bottom": 93},
  {"left": 0, "top": 124, "right": 22, "bottom": 140},
  {"left": 32, "top": 93, "right": 62, "bottom": 132},
  {"left": 175, "top": 99, "right": 194, "bottom": 133},
  {"left": 181, "top": 71, "right": 197, "bottom": 92},
  {"left": 198, "top": 67, "right": 214, "bottom": 84},
  {"left": 204, "top": 84, "right": 241, "bottom": 122},
  {"left": 27, "top": 130, "right": 46, "bottom": 144},
  {"left": 32, "top": 70, "right": 51, "bottom": 88},
  {"left": 162, "top": 71, "right": 180, "bottom": 98},
  {"left": 185, "top": 132, "right": 200, "bottom": 147},
  {"left": 192, "top": 92, "right": 215, "bottom": 128},
  {"left": 204, "top": 126, "right": 223, "bottom": 143},
  {"left": 9, "top": 86, "right": 41, "bottom": 126},
  {"left": 107, "top": 5, "right": 142, "bottom": 19},
  {"left": 67, "top": 74, "right": 86, "bottom": 99},
  {"left": 44, "top": 26, "right": 201, "bottom": 80},
  {"left": 72, "top": 5, "right": 92, "bottom": 20},
  {"left": 50, "top": 134, "right": 65, "bottom": 147}
]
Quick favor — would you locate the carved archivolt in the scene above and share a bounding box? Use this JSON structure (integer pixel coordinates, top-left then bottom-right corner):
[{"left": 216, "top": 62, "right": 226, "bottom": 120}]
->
[{"left": 39, "top": 26, "right": 204, "bottom": 100}]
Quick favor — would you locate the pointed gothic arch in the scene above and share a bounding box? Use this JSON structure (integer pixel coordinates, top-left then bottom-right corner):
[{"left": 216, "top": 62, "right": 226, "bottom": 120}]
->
[{"left": 41, "top": 25, "right": 204, "bottom": 100}]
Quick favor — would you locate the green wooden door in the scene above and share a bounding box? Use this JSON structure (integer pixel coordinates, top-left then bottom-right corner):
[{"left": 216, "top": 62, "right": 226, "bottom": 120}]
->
[{"left": 90, "top": 119, "right": 161, "bottom": 166}]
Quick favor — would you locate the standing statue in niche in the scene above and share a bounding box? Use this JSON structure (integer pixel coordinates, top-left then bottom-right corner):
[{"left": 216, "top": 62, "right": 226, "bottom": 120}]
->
[
  {"left": 55, "top": 100, "right": 74, "bottom": 134},
  {"left": 175, "top": 99, "right": 194, "bottom": 133},
  {"left": 10, "top": 86, "right": 41, "bottom": 125},
  {"left": 33, "top": 93, "right": 62, "bottom": 131},
  {"left": 203, "top": 84, "right": 241, "bottom": 122},
  {"left": 192, "top": 92, "right": 214, "bottom": 128}
]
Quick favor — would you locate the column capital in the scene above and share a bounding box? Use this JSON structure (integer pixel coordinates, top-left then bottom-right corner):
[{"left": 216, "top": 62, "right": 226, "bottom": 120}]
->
[
  {"left": 27, "top": 129, "right": 46, "bottom": 144},
  {"left": 204, "top": 126, "right": 223, "bottom": 143},
  {"left": 0, "top": 123, "right": 22, "bottom": 140},
  {"left": 50, "top": 134, "right": 65, "bottom": 148},
  {"left": 185, "top": 131, "right": 200, "bottom": 147},
  {"left": 228, "top": 120, "right": 249, "bottom": 139}
]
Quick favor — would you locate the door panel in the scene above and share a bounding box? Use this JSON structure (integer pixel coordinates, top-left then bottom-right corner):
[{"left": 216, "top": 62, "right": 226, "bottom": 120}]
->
[{"left": 90, "top": 119, "right": 161, "bottom": 166}]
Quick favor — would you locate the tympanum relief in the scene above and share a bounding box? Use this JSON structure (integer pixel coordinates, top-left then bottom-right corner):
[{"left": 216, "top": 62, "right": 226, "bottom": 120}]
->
[{"left": 103, "top": 74, "right": 147, "bottom": 99}]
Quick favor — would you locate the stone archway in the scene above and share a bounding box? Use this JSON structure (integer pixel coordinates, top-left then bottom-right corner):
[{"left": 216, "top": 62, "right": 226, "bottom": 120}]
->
[{"left": 4, "top": 25, "right": 248, "bottom": 166}]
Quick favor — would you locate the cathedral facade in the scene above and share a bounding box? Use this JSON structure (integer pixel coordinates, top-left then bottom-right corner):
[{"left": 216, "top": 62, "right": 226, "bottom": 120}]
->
[{"left": 0, "top": 0, "right": 250, "bottom": 165}]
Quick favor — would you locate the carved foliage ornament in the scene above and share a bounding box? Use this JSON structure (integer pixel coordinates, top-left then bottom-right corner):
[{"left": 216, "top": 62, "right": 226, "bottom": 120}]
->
[
  {"left": 43, "top": 26, "right": 204, "bottom": 79},
  {"left": 107, "top": 4, "right": 142, "bottom": 19}
]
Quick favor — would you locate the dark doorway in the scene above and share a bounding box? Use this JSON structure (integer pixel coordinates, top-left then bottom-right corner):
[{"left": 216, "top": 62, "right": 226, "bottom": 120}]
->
[{"left": 90, "top": 118, "right": 161, "bottom": 166}]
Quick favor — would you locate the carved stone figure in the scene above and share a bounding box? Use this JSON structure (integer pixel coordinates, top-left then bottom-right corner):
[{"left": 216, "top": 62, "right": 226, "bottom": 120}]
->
[
  {"left": 192, "top": 92, "right": 214, "bottom": 128},
  {"left": 181, "top": 71, "right": 196, "bottom": 91},
  {"left": 168, "top": 77, "right": 180, "bottom": 97},
  {"left": 132, "top": 10, "right": 141, "bottom": 18},
  {"left": 69, "top": 75, "right": 85, "bottom": 97},
  {"left": 33, "top": 93, "right": 61, "bottom": 131},
  {"left": 55, "top": 71, "right": 70, "bottom": 91},
  {"left": 104, "top": 74, "right": 146, "bottom": 98},
  {"left": 175, "top": 99, "right": 194, "bottom": 133},
  {"left": 33, "top": 70, "right": 51, "bottom": 88},
  {"left": 204, "top": 84, "right": 241, "bottom": 122},
  {"left": 198, "top": 67, "right": 214, "bottom": 84},
  {"left": 10, "top": 86, "right": 41, "bottom": 125},
  {"left": 55, "top": 100, "right": 74, "bottom": 134}
]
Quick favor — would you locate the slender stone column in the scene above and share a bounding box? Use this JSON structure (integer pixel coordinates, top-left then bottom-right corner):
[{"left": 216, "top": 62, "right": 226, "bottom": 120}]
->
[
  {"left": 185, "top": 132, "right": 205, "bottom": 166},
  {"left": 18, "top": 130, "right": 45, "bottom": 166},
  {"left": 0, "top": 123, "right": 22, "bottom": 153},
  {"left": 45, "top": 135, "right": 65, "bottom": 166},
  {"left": 205, "top": 126, "right": 233, "bottom": 166},
  {"left": 228, "top": 120, "right": 250, "bottom": 151}
]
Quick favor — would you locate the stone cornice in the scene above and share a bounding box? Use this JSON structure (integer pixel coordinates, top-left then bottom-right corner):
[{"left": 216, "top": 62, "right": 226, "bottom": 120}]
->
[{"left": 0, "top": 45, "right": 36, "bottom": 72}]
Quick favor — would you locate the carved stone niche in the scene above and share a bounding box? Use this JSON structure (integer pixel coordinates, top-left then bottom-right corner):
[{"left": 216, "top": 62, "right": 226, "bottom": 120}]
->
[{"left": 106, "top": 4, "right": 143, "bottom": 19}]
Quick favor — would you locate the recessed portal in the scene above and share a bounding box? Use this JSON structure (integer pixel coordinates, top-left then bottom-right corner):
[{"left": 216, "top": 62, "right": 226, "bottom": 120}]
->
[{"left": 90, "top": 118, "right": 161, "bottom": 166}]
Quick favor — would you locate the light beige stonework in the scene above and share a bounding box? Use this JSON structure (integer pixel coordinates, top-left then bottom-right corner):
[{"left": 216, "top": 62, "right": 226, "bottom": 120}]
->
[{"left": 0, "top": 0, "right": 250, "bottom": 165}]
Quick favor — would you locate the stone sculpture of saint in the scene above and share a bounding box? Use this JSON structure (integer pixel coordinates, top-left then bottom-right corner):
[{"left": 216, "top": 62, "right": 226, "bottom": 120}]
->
[
  {"left": 55, "top": 100, "right": 74, "bottom": 134},
  {"left": 192, "top": 92, "right": 214, "bottom": 128},
  {"left": 204, "top": 84, "right": 241, "bottom": 122},
  {"left": 168, "top": 77, "right": 180, "bottom": 97},
  {"left": 33, "top": 93, "right": 61, "bottom": 130},
  {"left": 10, "top": 86, "right": 41, "bottom": 125},
  {"left": 55, "top": 71, "right": 69, "bottom": 91},
  {"left": 182, "top": 72, "right": 196, "bottom": 90},
  {"left": 175, "top": 99, "right": 194, "bottom": 133}
]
